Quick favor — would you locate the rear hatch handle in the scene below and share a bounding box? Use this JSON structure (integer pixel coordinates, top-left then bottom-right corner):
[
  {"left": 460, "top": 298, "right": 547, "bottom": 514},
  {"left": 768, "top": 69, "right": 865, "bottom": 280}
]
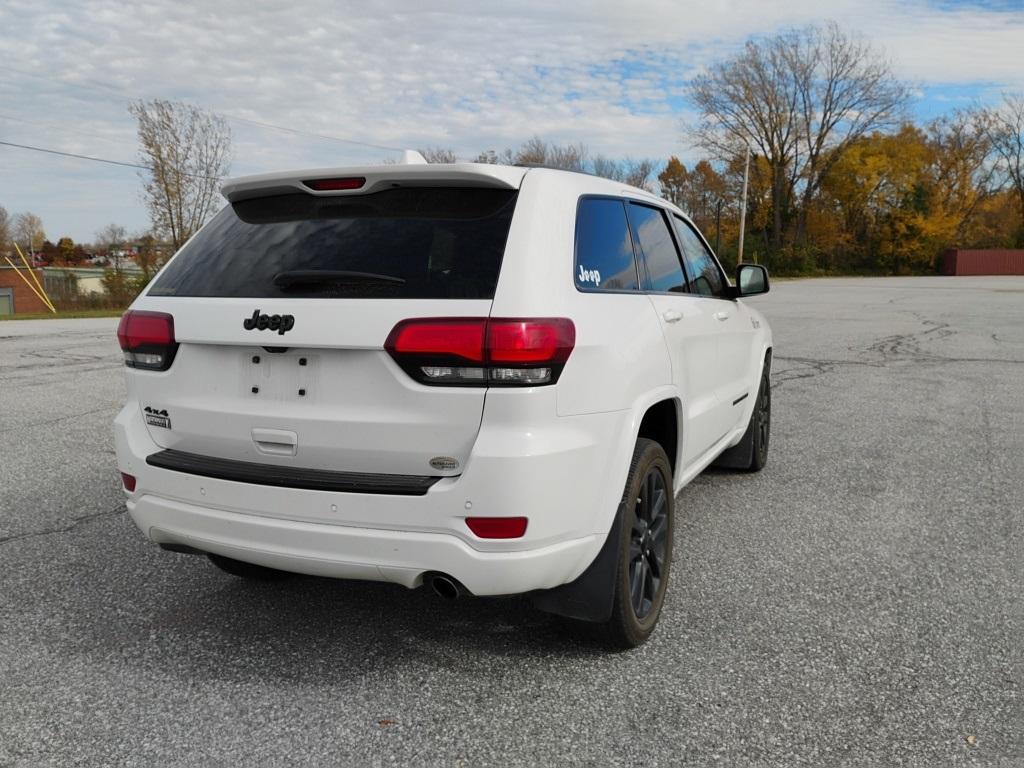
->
[{"left": 252, "top": 428, "right": 298, "bottom": 457}]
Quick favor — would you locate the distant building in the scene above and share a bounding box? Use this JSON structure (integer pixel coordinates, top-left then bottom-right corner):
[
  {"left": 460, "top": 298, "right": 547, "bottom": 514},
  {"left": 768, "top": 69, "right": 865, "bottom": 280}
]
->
[
  {"left": 0, "top": 265, "right": 144, "bottom": 315},
  {"left": 942, "top": 249, "right": 1024, "bottom": 276}
]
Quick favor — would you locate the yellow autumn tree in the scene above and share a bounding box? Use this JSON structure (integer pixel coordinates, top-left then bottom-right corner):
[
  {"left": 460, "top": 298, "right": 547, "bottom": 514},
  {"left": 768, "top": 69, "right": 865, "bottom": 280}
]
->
[{"left": 817, "top": 126, "right": 969, "bottom": 273}]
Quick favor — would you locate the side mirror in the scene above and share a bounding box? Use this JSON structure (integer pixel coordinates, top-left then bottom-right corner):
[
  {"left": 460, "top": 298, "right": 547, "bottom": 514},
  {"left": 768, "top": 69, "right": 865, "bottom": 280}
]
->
[{"left": 735, "top": 263, "right": 769, "bottom": 297}]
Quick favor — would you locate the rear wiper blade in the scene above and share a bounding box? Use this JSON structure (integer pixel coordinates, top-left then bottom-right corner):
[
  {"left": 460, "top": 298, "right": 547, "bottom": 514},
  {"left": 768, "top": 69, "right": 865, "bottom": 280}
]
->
[{"left": 273, "top": 270, "right": 406, "bottom": 288}]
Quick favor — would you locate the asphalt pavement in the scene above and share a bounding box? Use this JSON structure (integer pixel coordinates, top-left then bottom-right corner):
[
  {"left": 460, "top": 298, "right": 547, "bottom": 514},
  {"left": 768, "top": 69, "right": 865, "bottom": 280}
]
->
[{"left": 1, "top": 277, "right": 1021, "bottom": 767}]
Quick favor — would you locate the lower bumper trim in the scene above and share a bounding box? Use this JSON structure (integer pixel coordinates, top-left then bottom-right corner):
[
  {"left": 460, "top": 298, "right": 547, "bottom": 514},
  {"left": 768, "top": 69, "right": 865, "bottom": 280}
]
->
[{"left": 145, "top": 449, "right": 441, "bottom": 496}]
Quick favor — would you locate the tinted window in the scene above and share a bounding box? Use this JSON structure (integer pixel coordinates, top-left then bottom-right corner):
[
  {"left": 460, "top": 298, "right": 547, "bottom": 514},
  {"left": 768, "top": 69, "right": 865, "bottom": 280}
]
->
[
  {"left": 626, "top": 204, "right": 687, "bottom": 293},
  {"left": 149, "top": 188, "right": 518, "bottom": 299},
  {"left": 673, "top": 217, "right": 726, "bottom": 297},
  {"left": 574, "top": 198, "right": 639, "bottom": 291}
]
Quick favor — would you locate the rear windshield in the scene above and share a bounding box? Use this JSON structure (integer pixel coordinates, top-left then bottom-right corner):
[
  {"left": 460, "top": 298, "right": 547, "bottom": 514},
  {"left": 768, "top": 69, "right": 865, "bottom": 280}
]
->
[{"left": 148, "top": 187, "right": 518, "bottom": 299}]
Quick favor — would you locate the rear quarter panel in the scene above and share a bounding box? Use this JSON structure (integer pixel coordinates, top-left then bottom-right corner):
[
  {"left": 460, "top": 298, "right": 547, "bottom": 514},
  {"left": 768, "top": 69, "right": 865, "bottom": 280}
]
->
[
  {"left": 490, "top": 170, "right": 671, "bottom": 417},
  {"left": 488, "top": 171, "right": 675, "bottom": 538}
]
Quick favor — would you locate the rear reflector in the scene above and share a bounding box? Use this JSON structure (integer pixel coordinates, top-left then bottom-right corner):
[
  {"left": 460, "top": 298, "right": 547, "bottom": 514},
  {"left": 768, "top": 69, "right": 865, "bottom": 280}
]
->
[
  {"left": 303, "top": 177, "right": 366, "bottom": 191},
  {"left": 121, "top": 472, "right": 137, "bottom": 492},
  {"left": 465, "top": 516, "right": 528, "bottom": 539},
  {"left": 385, "top": 317, "right": 574, "bottom": 387},
  {"left": 117, "top": 310, "right": 178, "bottom": 371}
]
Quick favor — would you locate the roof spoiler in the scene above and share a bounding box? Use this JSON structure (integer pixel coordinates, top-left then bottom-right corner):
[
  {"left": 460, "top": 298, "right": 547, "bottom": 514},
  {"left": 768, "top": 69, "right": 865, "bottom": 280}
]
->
[
  {"left": 400, "top": 150, "right": 428, "bottom": 165},
  {"left": 221, "top": 161, "right": 527, "bottom": 203}
]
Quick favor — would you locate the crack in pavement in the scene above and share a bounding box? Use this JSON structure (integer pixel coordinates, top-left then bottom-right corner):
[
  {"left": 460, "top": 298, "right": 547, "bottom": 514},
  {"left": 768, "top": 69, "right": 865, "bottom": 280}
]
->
[
  {"left": 865, "top": 320, "right": 955, "bottom": 361},
  {"left": 771, "top": 357, "right": 837, "bottom": 388},
  {"left": 0, "top": 506, "right": 125, "bottom": 547},
  {"left": 0, "top": 404, "right": 121, "bottom": 434},
  {"left": 0, "top": 363, "right": 123, "bottom": 384}
]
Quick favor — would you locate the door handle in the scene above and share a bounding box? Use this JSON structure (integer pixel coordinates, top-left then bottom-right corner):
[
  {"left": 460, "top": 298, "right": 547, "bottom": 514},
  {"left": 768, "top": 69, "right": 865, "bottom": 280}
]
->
[
  {"left": 662, "top": 310, "right": 682, "bottom": 323},
  {"left": 713, "top": 311, "right": 731, "bottom": 321}
]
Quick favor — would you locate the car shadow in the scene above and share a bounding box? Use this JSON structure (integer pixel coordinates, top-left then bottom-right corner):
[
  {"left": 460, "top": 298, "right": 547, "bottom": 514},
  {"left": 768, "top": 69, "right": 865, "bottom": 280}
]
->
[{"left": 57, "top": 533, "right": 619, "bottom": 688}]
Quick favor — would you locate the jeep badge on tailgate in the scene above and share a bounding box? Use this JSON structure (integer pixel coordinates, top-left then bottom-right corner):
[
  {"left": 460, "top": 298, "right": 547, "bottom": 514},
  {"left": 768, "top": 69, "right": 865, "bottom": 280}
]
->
[{"left": 243, "top": 310, "right": 295, "bottom": 335}]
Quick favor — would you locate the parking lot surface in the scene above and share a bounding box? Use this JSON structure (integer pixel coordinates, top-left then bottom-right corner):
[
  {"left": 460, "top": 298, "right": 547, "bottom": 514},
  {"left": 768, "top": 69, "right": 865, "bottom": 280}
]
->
[{"left": 1, "top": 277, "right": 1021, "bottom": 767}]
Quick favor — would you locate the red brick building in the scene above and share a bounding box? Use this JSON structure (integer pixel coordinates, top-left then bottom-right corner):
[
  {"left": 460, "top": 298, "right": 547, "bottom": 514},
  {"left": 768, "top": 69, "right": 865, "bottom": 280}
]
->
[
  {"left": 0, "top": 266, "right": 53, "bottom": 315},
  {"left": 941, "top": 249, "right": 1024, "bottom": 276}
]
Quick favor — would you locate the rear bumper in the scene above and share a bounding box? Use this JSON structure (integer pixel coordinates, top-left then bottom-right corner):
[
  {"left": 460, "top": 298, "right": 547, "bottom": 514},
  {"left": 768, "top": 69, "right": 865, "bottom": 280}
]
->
[
  {"left": 115, "top": 392, "right": 634, "bottom": 595},
  {"left": 128, "top": 495, "right": 602, "bottom": 595}
]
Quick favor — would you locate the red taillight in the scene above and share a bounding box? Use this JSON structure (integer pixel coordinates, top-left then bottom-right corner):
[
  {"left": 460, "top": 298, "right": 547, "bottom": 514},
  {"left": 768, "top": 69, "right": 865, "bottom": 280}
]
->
[
  {"left": 384, "top": 317, "right": 575, "bottom": 387},
  {"left": 465, "top": 516, "right": 528, "bottom": 539},
  {"left": 385, "top": 319, "right": 486, "bottom": 363},
  {"left": 303, "top": 177, "right": 366, "bottom": 191},
  {"left": 121, "top": 472, "right": 136, "bottom": 492},
  {"left": 116, "top": 310, "right": 178, "bottom": 371},
  {"left": 487, "top": 319, "right": 575, "bottom": 364}
]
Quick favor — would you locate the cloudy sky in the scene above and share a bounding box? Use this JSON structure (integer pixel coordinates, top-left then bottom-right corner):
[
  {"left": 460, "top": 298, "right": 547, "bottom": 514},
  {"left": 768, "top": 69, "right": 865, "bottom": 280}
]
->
[{"left": 2, "top": 0, "right": 1023, "bottom": 243}]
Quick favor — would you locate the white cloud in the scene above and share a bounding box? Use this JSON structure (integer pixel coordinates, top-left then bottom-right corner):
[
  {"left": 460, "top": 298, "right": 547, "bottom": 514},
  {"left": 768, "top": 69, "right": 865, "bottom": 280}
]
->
[{"left": 0, "top": 0, "right": 1022, "bottom": 240}]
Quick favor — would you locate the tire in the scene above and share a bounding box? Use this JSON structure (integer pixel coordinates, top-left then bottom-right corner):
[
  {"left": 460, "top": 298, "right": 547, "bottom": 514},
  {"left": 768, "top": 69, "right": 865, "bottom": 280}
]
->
[
  {"left": 207, "top": 553, "right": 293, "bottom": 580},
  {"left": 747, "top": 360, "right": 771, "bottom": 472},
  {"left": 603, "top": 438, "right": 674, "bottom": 649}
]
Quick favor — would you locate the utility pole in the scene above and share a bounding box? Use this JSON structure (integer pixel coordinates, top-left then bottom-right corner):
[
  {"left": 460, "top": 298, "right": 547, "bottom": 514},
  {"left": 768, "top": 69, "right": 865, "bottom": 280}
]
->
[
  {"left": 715, "top": 198, "right": 722, "bottom": 256},
  {"left": 737, "top": 144, "right": 750, "bottom": 265}
]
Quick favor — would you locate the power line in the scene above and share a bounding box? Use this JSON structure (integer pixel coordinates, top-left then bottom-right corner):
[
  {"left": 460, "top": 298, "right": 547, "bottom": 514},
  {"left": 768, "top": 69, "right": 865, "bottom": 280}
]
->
[
  {"left": 0, "top": 63, "right": 405, "bottom": 153},
  {"left": 0, "top": 112, "right": 131, "bottom": 147},
  {"left": 0, "top": 139, "right": 217, "bottom": 179}
]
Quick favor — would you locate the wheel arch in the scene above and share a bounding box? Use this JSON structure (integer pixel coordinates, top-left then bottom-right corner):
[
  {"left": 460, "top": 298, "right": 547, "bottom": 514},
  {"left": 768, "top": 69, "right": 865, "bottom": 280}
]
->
[
  {"left": 635, "top": 397, "right": 681, "bottom": 481},
  {"left": 530, "top": 387, "right": 682, "bottom": 624}
]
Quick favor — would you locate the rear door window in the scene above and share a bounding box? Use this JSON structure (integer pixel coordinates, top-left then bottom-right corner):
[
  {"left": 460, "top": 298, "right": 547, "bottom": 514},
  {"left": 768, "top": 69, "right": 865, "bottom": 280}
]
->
[
  {"left": 672, "top": 216, "right": 727, "bottom": 297},
  {"left": 574, "top": 198, "right": 639, "bottom": 291},
  {"left": 149, "top": 187, "right": 518, "bottom": 299},
  {"left": 626, "top": 203, "right": 687, "bottom": 293}
]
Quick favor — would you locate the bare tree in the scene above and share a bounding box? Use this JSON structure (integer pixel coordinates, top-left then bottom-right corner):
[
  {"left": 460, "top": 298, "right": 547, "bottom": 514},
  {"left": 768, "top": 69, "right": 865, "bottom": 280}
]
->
[
  {"left": 514, "top": 136, "right": 549, "bottom": 165},
  {"left": 984, "top": 93, "right": 1024, "bottom": 233},
  {"left": 623, "top": 159, "right": 656, "bottom": 190},
  {"left": 0, "top": 205, "right": 9, "bottom": 256},
  {"left": 418, "top": 147, "right": 457, "bottom": 163},
  {"left": 473, "top": 149, "right": 514, "bottom": 164},
  {"left": 688, "top": 22, "right": 908, "bottom": 251},
  {"left": 591, "top": 156, "right": 657, "bottom": 190},
  {"left": 95, "top": 223, "right": 128, "bottom": 272},
  {"left": 547, "top": 142, "right": 588, "bottom": 171},
  {"left": 591, "top": 155, "right": 622, "bottom": 182},
  {"left": 510, "top": 137, "right": 588, "bottom": 170},
  {"left": 13, "top": 212, "right": 45, "bottom": 256},
  {"left": 129, "top": 99, "right": 232, "bottom": 251}
]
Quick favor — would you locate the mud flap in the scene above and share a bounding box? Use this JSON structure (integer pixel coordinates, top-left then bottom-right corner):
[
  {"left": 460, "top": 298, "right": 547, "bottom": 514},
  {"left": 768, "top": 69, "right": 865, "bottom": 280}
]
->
[
  {"left": 710, "top": 416, "right": 755, "bottom": 469},
  {"left": 713, "top": 351, "right": 770, "bottom": 470},
  {"left": 530, "top": 501, "right": 625, "bottom": 623}
]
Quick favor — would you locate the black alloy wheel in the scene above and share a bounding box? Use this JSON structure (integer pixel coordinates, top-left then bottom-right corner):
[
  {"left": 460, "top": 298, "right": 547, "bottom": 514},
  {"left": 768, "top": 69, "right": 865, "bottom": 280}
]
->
[
  {"left": 750, "top": 362, "right": 771, "bottom": 471},
  {"left": 629, "top": 466, "right": 669, "bottom": 619},
  {"left": 604, "top": 438, "right": 674, "bottom": 648}
]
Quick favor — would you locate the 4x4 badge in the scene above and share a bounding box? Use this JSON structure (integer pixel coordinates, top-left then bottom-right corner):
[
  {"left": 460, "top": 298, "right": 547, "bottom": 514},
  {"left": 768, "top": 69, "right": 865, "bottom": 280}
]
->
[
  {"left": 143, "top": 406, "right": 171, "bottom": 430},
  {"left": 243, "top": 309, "right": 295, "bottom": 335}
]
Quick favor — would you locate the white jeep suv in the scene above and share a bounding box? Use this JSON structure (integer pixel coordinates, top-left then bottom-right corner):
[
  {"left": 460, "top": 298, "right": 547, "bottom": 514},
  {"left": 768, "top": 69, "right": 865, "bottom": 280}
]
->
[{"left": 114, "top": 162, "right": 772, "bottom": 647}]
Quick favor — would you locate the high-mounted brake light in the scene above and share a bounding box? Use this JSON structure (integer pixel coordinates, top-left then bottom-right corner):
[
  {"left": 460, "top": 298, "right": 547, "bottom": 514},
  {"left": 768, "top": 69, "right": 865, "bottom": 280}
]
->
[
  {"left": 385, "top": 318, "right": 574, "bottom": 387},
  {"left": 303, "top": 177, "right": 366, "bottom": 191},
  {"left": 117, "top": 310, "right": 178, "bottom": 371}
]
